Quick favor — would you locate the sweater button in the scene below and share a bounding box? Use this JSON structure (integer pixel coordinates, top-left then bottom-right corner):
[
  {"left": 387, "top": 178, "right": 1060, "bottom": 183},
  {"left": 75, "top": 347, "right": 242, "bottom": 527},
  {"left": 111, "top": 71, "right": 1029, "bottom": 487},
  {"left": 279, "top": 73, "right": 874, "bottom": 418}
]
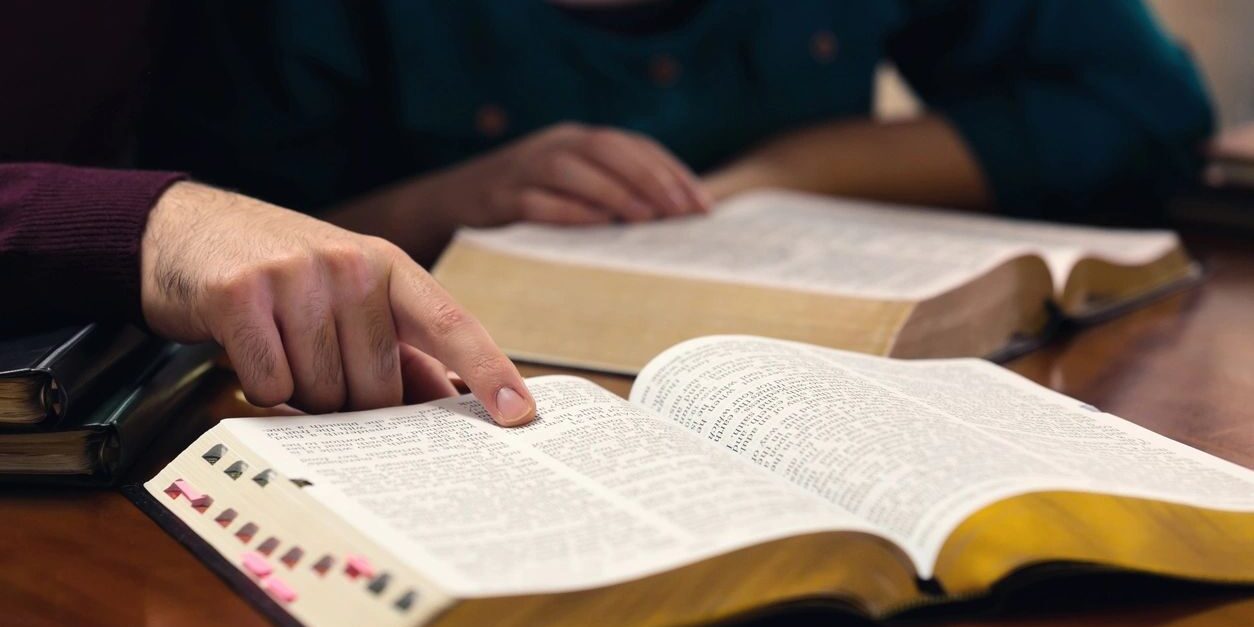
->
[
  {"left": 810, "top": 30, "right": 838, "bottom": 63},
  {"left": 648, "top": 54, "right": 681, "bottom": 87},
  {"left": 475, "top": 104, "right": 509, "bottom": 138}
]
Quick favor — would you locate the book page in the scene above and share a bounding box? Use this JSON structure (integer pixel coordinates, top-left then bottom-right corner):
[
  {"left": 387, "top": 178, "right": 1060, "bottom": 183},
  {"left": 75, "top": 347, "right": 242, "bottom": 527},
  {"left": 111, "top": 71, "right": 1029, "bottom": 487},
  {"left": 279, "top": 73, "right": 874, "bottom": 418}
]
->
[
  {"left": 219, "top": 377, "right": 878, "bottom": 597},
  {"left": 630, "top": 336, "right": 1254, "bottom": 576},
  {"left": 455, "top": 189, "right": 1181, "bottom": 300}
]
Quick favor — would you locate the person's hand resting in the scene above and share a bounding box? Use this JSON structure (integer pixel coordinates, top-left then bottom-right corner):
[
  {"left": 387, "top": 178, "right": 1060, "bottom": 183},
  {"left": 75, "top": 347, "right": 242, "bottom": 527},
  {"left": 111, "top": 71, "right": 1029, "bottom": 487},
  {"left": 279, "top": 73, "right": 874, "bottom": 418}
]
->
[
  {"left": 437, "top": 123, "right": 712, "bottom": 227},
  {"left": 140, "top": 181, "right": 536, "bottom": 425},
  {"left": 325, "top": 124, "right": 713, "bottom": 263}
]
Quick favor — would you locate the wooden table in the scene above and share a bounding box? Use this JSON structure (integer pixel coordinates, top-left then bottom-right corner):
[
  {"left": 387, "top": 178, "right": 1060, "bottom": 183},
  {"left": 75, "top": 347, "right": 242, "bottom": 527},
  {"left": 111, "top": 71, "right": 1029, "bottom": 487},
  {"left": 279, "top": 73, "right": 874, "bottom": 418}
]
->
[{"left": 2, "top": 229, "right": 1252, "bottom": 627}]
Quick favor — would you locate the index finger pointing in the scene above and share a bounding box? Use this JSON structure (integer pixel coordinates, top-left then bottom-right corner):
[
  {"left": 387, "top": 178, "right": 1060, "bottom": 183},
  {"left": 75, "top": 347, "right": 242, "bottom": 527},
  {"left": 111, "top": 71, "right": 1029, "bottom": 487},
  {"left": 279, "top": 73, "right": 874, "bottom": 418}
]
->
[{"left": 388, "top": 260, "right": 536, "bottom": 426}]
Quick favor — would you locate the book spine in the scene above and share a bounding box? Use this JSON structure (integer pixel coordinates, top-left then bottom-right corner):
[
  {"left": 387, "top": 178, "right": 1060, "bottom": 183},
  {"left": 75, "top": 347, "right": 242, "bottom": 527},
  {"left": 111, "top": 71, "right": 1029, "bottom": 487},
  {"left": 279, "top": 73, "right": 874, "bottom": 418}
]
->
[
  {"left": 100, "top": 343, "right": 217, "bottom": 483},
  {"left": 38, "top": 324, "right": 156, "bottom": 427}
]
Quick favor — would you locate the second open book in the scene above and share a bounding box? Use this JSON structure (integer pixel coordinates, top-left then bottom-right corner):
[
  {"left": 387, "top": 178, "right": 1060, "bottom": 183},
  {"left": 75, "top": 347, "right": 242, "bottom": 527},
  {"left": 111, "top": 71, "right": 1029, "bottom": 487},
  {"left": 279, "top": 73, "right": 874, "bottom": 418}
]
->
[
  {"left": 145, "top": 336, "right": 1254, "bottom": 627},
  {"left": 436, "top": 190, "right": 1198, "bottom": 373}
]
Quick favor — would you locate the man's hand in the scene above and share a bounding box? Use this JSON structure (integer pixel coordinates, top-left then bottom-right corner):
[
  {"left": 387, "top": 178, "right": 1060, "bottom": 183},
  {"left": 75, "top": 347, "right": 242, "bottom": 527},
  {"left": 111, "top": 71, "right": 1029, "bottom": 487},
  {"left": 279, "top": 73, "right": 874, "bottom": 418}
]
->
[
  {"left": 140, "top": 181, "right": 536, "bottom": 425},
  {"left": 322, "top": 123, "right": 713, "bottom": 263},
  {"left": 431, "top": 123, "right": 712, "bottom": 227}
]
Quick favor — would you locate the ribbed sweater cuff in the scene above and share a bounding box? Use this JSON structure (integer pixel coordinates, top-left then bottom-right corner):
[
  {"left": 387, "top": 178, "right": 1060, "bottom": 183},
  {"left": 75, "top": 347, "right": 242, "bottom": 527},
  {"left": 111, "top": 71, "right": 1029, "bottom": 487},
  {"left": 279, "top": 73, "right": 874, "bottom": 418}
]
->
[{"left": 0, "top": 164, "right": 187, "bottom": 326}]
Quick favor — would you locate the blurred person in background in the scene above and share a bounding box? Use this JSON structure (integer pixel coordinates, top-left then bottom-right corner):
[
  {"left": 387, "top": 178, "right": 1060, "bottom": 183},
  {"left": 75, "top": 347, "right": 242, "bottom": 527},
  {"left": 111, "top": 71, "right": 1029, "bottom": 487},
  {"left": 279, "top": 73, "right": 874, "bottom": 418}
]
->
[{"left": 140, "top": 1, "right": 1213, "bottom": 264}]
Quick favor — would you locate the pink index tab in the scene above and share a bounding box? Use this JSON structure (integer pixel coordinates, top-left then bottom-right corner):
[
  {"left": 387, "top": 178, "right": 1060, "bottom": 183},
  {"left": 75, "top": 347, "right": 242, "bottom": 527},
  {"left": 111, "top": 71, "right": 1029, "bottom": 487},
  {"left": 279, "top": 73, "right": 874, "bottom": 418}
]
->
[
  {"left": 344, "top": 555, "right": 375, "bottom": 580},
  {"left": 162, "top": 481, "right": 182, "bottom": 499},
  {"left": 262, "top": 576, "right": 298, "bottom": 604},
  {"left": 166, "top": 479, "right": 201, "bottom": 501},
  {"left": 167, "top": 479, "right": 213, "bottom": 509},
  {"left": 242, "top": 551, "right": 273, "bottom": 578}
]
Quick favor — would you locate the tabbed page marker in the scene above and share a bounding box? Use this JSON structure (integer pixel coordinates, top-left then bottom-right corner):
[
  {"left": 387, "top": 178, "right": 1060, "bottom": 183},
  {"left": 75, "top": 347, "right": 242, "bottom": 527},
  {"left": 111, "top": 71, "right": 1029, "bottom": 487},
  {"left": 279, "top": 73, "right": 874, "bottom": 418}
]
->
[
  {"left": 345, "top": 555, "right": 375, "bottom": 580},
  {"left": 242, "top": 552, "right": 273, "bottom": 578},
  {"left": 165, "top": 479, "right": 213, "bottom": 509},
  {"left": 262, "top": 575, "right": 298, "bottom": 604}
]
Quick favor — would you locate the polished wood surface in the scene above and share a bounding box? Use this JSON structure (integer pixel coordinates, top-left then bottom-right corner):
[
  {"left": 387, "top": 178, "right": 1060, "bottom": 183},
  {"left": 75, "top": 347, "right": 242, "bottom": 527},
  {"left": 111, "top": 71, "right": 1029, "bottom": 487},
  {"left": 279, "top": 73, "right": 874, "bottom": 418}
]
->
[{"left": 1, "top": 230, "right": 1251, "bottom": 626}]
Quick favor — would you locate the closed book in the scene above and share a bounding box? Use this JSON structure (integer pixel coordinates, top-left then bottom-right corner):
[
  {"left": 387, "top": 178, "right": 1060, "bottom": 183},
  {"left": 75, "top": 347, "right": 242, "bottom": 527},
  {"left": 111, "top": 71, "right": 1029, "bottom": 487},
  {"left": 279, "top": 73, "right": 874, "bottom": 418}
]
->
[
  {"left": 0, "top": 342, "right": 216, "bottom": 486},
  {"left": 0, "top": 324, "right": 158, "bottom": 427}
]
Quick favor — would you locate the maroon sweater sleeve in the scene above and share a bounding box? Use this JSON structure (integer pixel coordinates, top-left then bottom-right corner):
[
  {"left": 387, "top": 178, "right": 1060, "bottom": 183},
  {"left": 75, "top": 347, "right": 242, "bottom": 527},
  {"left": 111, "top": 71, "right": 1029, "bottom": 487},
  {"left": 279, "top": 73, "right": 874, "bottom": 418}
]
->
[{"left": 0, "top": 163, "right": 186, "bottom": 327}]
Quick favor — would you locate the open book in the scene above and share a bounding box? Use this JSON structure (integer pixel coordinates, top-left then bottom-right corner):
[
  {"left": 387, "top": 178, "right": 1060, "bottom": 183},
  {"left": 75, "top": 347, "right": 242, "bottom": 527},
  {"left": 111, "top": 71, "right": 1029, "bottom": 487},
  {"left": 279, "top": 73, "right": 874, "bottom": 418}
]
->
[
  {"left": 141, "top": 336, "right": 1254, "bottom": 627},
  {"left": 435, "top": 190, "right": 1199, "bottom": 373}
]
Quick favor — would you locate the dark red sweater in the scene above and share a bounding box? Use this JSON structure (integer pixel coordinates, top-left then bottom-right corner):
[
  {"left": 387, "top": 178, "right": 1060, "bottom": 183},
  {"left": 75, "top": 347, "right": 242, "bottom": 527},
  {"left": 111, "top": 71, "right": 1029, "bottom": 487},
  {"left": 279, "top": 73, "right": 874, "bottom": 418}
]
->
[{"left": 0, "top": 2, "right": 184, "bottom": 328}]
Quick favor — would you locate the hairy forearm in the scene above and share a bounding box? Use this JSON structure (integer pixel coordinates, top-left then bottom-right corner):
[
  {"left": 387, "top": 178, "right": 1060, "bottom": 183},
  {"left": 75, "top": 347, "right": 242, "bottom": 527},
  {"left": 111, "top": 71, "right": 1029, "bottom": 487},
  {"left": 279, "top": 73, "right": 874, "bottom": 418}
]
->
[{"left": 704, "top": 115, "right": 993, "bottom": 210}]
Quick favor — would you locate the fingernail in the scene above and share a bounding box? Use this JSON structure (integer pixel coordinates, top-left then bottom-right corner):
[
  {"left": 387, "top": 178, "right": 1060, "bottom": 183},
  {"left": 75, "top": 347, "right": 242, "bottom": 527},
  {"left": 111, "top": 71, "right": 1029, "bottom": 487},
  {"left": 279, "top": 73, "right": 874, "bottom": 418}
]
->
[{"left": 495, "top": 387, "right": 532, "bottom": 426}]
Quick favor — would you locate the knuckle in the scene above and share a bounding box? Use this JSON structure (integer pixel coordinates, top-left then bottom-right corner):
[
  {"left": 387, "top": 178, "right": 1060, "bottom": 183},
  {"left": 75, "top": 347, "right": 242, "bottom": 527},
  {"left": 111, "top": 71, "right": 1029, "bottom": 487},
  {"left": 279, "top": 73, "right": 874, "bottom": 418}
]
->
[
  {"left": 369, "top": 317, "right": 400, "bottom": 381},
  {"left": 539, "top": 152, "right": 570, "bottom": 181},
  {"left": 320, "top": 243, "right": 371, "bottom": 280},
  {"left": 265, "top": 251, "right": 317, "bottom": 280},
  {"left": 466, "top": 351, "right": 508, "bottom": 381},
  {"left": 226, "top": 321, "right": 278, "bottom": 374},
  {"left": 428, "top": 300, "right": 471, "bottom": 339},
  {"left": 240, "top": 375, "right": 291, "bottom": 408},
  {"left": 402, "top": 265, "right": 439, "bottom": 304},
  {"left": 206, "top": 269, "right": 265, "bottom": 310},
  {"left": 319, "top": 243, "right": 378, "bottom": 300},
  {"left": 363, "top": 235, "right": 404, "bottom": 260},
  {"left": 212, "top": 258, "right": 313, "bottom": 303}
]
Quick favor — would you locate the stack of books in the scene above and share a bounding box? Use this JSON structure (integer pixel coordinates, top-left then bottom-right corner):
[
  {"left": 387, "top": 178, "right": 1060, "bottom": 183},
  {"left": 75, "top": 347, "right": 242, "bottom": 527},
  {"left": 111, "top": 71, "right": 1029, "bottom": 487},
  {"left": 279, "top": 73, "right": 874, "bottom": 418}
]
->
[{"left": 0, "top": 324, "right": 214, "bottom": 485}]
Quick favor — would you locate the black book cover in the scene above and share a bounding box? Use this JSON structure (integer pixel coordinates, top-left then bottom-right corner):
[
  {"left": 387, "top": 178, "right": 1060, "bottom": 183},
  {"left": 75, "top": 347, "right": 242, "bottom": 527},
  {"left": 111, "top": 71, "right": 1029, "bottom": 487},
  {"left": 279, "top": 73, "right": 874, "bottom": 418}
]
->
[
  {"left": 0, "top": 324, "right": 159, "bottom": 427},
  {"left": 0, "top": 342, "right": 217, "bottom": 486}
]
